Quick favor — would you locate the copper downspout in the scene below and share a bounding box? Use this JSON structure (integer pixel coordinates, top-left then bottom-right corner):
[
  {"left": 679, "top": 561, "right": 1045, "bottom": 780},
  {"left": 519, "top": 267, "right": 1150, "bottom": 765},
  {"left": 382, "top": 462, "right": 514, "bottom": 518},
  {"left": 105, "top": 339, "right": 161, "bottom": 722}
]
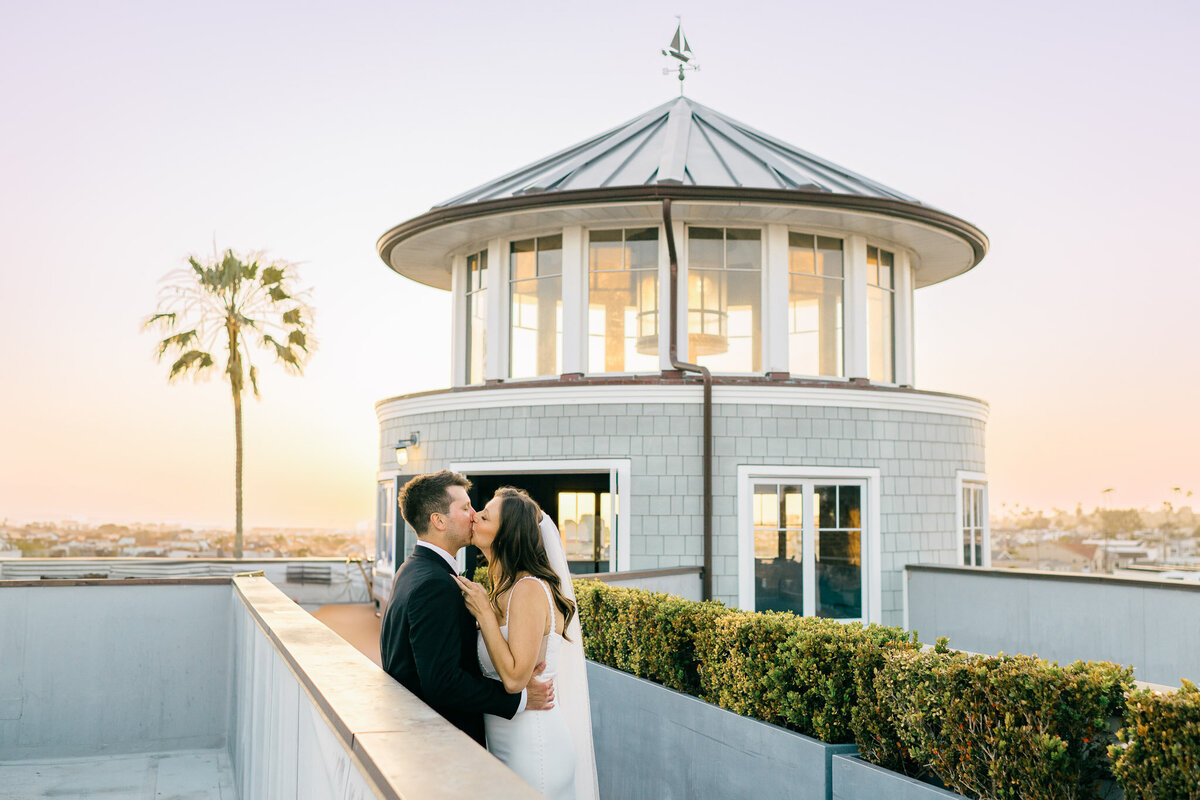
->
[{"left": 662, "top": 199, "right": 713, "bottom": 602}]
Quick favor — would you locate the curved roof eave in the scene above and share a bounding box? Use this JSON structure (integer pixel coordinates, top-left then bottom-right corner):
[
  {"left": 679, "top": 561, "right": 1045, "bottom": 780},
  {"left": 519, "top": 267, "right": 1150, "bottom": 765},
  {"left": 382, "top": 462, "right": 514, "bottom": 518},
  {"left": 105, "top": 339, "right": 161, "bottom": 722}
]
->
[{"left": 377, "top": 185, "right": 988, "bottom": 291}]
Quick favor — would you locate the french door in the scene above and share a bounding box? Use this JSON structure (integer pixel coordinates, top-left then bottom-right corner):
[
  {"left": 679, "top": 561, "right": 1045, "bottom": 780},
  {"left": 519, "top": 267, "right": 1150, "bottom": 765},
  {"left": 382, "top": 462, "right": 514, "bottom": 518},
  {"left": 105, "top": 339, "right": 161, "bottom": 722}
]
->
[{"left": 751, "top": 479, "right": 865, "bottom": 620}]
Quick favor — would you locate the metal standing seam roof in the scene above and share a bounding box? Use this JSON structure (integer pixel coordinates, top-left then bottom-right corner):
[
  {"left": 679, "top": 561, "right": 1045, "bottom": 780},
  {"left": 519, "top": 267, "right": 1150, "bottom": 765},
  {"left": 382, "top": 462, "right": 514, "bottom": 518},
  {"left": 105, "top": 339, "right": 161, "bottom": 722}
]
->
[{"left": 434, "top": 96, "right": 922, "bottom": 208}]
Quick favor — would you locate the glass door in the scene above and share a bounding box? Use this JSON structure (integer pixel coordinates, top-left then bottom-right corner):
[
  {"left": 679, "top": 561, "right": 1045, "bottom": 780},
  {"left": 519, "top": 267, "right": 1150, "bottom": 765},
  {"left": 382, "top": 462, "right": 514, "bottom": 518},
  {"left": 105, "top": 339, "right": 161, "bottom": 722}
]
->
[
  {"left": 752, "top": 479, "right": 865, "bottom": 620},
  {"left": 752, "top": 484, "right": 804, "bottom": 614}
]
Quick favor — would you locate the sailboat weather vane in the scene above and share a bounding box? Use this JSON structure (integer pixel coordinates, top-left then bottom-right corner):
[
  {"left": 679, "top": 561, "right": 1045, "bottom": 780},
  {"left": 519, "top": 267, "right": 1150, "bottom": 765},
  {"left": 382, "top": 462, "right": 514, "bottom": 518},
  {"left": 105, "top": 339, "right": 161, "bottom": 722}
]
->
[{"left": 662, "top": 17, "right": 697, "bottom": 95}]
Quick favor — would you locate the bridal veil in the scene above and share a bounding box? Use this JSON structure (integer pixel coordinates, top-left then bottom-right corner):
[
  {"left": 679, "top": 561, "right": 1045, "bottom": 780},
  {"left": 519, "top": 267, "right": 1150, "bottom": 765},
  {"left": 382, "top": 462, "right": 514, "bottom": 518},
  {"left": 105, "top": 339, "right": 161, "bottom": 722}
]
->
[{"left": 538, "top": 514, "right": 600, "bottom": 800}]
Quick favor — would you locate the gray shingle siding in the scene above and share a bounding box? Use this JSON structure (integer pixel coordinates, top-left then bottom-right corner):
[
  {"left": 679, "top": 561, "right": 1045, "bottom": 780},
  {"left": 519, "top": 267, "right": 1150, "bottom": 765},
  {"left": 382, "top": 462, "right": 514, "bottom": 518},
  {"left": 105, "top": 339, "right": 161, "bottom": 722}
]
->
[{"left": 381, "top": 401, "right": 985, "bottom": 626}]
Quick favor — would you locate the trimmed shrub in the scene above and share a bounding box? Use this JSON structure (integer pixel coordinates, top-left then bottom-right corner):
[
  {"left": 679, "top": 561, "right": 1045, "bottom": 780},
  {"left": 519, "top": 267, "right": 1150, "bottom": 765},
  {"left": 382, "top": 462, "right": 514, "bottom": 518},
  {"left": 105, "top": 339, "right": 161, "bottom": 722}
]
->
[
  {"left": 860, "top": 647, "right": 1132, "bottom": 800},
  {"left": 1111, "top": 679, "right": 1200, "bottom": 800},
  {"left": 573, "top": 580, "right": 731, "bottom": 694},
  {"left": 696, "top": 609, "right": 917, "bottom": 743}
]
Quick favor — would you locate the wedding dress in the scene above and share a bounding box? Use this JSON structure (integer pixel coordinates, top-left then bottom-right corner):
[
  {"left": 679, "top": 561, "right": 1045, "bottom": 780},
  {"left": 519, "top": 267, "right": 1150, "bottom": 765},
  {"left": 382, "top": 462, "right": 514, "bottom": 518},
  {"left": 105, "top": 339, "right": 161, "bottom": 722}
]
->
[{"left": 478, "top": 576, "right": 576, "bottom": 800}]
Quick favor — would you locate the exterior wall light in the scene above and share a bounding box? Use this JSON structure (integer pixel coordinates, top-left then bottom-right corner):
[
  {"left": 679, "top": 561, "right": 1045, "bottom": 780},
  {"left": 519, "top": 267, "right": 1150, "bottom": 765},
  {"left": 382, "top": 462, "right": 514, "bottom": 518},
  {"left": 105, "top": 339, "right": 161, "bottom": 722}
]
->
[{"left": 394, "top": 432, "right": 420, "bottom": 467}]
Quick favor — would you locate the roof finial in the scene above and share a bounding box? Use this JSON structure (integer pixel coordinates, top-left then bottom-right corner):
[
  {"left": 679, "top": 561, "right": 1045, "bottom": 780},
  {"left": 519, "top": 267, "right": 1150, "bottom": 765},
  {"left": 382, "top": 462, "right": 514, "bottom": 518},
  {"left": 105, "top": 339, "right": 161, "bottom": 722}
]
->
[{"left": 661, "top": 16, "right": 698, "bottom": 96}]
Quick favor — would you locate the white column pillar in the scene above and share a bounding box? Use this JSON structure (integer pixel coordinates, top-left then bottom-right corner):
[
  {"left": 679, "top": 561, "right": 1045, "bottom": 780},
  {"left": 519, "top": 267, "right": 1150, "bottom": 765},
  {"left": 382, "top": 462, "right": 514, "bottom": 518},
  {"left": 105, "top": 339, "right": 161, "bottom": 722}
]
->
[
  {"left": 485, "top": 237, "right": 506, "bottom": 381},
  {"left": 561, "top": 225, "right": 585, "bottom": 374},
  {"left": 450, "top": 254, "right": 466, "bottom": 386},
  {"left": 894, "top": 250, "right": 915, "bottom": 386},
  {"left": 844, "top": 235, "right": 869, "bottom": 380},
  {"left": 765, "top": 224, "right": 790, "bottom": 374}
]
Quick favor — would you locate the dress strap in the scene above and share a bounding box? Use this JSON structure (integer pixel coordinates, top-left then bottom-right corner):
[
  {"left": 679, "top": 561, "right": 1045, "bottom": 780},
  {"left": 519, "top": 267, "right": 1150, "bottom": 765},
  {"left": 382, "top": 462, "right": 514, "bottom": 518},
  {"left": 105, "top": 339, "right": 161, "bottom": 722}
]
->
[{"left": 505, "top": 575, "right": 556, "bottom": 628}]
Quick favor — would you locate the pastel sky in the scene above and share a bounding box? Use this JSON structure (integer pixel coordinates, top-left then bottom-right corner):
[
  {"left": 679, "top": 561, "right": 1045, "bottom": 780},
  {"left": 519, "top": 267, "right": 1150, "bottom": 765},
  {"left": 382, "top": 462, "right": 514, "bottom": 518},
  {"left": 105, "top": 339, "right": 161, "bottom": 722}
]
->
[{"left": 1, "top": 0, "right": 1197, "bottom": 529}]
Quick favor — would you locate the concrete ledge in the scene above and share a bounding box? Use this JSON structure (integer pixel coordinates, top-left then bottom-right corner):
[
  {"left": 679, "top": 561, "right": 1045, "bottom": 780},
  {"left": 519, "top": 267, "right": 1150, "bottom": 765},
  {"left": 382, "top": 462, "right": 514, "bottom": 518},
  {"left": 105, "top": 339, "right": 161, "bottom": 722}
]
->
[
  {"left": 233, "top": 576, "right": 539, "bottom": 800},
  {"left": 907, "top": 563, "right": 1200, "bottom": 594},
  {"left": 0, "top": 577, "right": 231, "bottom": 588}
]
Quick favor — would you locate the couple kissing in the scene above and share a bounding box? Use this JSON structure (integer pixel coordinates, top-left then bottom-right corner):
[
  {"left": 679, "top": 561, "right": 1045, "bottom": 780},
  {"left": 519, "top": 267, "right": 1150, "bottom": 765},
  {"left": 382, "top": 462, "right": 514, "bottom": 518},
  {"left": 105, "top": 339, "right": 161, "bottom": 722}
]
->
[{"left": 379, "top": 470, "right": 599, "bottom": 800}]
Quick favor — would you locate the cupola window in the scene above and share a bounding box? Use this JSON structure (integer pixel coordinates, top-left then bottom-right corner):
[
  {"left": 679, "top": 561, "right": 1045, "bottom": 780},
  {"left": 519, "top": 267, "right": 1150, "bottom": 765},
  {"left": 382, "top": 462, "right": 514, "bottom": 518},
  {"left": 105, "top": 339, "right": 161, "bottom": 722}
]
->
[
  {"left": 464, "top": 249, "right": 487, "bottom": 384},
  {"left": 587, "top": 227, "right": 659, "bottom": 373},
  {"left": 866, "top": 245, "right": 895, "bottom": 383},
  {"left": 509, "top": 235, "right": 563, "bottom": 378},
  {"left": 687, "top": 227, "right": 762, "bottom": 373},
  {"left": 788, "top": 233, "right": 844, "bottom": 377}
]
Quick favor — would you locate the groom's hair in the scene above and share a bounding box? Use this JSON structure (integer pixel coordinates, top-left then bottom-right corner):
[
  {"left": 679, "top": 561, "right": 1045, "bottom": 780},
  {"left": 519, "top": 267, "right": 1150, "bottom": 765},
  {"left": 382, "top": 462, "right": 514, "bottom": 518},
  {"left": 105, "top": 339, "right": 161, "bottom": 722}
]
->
[{"left": 399, "top": 470, "right": 472, "bottom": 535}]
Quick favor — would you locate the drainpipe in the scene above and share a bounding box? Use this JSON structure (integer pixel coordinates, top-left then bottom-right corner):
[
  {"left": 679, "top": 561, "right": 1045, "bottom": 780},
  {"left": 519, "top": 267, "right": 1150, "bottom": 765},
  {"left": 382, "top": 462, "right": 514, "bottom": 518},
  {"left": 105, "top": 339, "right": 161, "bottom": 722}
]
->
[{"left": 662, "top": 198, "right": 713, "bottom": 602}]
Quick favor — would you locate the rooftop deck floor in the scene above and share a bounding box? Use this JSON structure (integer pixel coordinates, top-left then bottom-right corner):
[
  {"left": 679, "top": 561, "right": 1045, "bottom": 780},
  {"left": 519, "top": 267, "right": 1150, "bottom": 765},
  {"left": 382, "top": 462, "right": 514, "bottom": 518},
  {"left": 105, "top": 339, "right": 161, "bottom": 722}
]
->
[
  {"left": 310, "top": 602, "right": 382, "bottom": 666},
  {"left": 0, "top": 748, "right": 235, "bottom": 800}
]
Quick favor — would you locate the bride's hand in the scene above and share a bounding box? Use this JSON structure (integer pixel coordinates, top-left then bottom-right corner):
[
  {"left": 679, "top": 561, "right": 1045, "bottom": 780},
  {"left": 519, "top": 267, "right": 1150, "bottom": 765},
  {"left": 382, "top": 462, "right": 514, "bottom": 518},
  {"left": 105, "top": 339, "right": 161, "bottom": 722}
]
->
[{"left": 453, "top": 575, "right": 492, "bottom": 622}]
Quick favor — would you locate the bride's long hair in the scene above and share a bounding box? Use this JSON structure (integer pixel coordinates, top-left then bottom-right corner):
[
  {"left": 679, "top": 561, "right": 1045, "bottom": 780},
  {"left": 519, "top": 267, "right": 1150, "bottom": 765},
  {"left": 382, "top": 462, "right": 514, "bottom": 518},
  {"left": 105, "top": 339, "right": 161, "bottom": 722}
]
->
[{"left": 487, "top": 487, "right": 576, "bottom": 638}]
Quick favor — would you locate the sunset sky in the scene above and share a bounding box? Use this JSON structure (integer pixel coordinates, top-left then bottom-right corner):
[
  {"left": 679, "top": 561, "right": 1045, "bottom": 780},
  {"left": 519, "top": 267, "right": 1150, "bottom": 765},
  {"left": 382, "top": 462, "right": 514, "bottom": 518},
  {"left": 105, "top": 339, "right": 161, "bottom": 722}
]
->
[{"left": 1, "top": 0, "right": 1197, "bottom": 529}]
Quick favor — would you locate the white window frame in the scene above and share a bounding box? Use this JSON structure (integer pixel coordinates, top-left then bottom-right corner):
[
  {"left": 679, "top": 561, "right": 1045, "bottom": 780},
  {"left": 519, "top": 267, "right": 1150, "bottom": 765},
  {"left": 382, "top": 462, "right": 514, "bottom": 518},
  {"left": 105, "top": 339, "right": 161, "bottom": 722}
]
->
[
  {"left": 737, "top": 465, "right": 882, "bottom": 623},
  {"left": 449, "top": 458, "right": 633, "bottom": 572},
  {"left": 375, "top": 470, "right": 404, "bottom": 577},
  {"left": 956, "top": 471, "right": 990, "bottom": 567}
]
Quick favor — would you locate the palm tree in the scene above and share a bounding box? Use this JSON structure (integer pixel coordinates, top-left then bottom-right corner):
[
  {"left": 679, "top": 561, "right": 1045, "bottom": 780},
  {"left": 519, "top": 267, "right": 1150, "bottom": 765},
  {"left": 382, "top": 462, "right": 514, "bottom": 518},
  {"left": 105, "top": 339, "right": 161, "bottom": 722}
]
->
[{"left": 145, "top": 249, "right": 314, "bottom": 558}]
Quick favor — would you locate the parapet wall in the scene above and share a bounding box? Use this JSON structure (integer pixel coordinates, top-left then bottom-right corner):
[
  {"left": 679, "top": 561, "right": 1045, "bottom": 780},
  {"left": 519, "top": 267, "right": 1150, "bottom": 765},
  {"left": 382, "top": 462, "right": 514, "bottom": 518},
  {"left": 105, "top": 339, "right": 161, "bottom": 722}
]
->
[
  {"left": 905, "top": 565, "right": 1200, "bottom": 686},
  {"left": 0, "top": 579, "right": 232, "bottom": 760}
]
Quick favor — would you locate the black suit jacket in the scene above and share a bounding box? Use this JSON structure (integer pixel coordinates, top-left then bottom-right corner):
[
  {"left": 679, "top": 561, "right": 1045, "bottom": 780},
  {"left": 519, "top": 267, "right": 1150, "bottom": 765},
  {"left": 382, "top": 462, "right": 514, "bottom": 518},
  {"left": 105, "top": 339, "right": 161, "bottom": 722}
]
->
[{"left": 379, "top": 545, "right": 521, "bottom": 746}]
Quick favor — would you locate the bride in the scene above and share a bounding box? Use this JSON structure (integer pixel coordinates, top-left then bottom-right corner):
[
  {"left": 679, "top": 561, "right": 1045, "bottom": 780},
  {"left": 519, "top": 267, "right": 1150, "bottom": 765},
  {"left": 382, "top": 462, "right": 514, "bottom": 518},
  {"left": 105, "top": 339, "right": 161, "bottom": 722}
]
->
[{"left": 454, "top": 487, "right": 599, "bottom": 800}]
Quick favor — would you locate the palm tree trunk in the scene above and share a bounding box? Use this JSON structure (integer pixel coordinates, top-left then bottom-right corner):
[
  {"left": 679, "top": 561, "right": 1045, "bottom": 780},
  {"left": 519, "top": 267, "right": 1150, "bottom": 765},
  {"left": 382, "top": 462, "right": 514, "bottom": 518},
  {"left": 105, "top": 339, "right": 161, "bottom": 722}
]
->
[{"left": 233, "top": 377, "right": 243, "bottom": 559}]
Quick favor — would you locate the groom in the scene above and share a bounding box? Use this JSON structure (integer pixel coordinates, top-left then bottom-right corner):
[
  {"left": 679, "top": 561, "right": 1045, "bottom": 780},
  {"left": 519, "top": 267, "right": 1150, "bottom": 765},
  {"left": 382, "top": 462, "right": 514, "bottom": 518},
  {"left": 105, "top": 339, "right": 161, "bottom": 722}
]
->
[{"left": 379, "top": 469, "right": 554, "bottom": 746}]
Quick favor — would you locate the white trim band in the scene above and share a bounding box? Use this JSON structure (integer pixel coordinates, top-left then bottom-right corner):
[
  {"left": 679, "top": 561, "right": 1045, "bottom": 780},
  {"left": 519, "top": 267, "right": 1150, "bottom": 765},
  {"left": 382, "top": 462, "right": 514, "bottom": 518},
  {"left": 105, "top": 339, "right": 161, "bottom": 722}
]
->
[{"left": 377, "top": 383, "right": 988, "bottom": 423}]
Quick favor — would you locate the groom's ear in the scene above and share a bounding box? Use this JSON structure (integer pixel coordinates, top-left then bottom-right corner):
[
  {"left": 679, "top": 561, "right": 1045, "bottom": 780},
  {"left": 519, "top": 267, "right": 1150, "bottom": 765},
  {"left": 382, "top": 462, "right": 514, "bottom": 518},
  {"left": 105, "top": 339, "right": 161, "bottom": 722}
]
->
[{"left": 428, "top": 511, "right": 446, "bottom": 533}]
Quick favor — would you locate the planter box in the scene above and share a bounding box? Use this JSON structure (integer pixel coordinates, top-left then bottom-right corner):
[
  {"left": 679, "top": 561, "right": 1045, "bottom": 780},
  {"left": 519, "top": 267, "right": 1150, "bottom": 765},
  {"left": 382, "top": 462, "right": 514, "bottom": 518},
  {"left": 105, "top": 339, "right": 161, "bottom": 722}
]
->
[
  {"left": 832, "top": 755, "right": 969, "bottom": 800},
  {"left": 588, "top": 661, "right": 858, "bottom": 800}
]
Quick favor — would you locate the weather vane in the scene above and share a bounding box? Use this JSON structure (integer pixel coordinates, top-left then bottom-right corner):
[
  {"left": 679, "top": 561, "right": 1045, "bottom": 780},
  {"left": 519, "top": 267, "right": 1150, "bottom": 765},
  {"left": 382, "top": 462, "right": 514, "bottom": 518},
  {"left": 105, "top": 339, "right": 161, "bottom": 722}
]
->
[{"left": 662, "top": 17, "right": 697, "bottom": 95}]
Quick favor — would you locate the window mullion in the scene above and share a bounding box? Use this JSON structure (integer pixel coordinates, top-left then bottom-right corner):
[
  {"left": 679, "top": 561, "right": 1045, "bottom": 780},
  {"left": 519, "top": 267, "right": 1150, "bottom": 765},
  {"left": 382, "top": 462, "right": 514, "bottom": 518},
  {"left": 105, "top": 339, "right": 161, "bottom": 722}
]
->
[{"left": 802, "top": 482, "right": 816, "bottom": 616}]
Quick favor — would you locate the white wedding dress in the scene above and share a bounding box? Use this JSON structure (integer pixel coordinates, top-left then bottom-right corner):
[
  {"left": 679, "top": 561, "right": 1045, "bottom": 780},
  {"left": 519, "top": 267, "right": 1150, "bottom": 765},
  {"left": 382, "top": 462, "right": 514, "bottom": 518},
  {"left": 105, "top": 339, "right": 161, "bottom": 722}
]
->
[{"left": 478, "top": 576, "right": 576, "bottom": 800}]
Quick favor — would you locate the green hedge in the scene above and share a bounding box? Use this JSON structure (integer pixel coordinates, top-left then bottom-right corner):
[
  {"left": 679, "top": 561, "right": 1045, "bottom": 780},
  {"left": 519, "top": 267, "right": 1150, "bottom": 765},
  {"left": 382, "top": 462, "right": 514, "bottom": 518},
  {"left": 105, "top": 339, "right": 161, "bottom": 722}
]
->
[
  {"left": 855, "top": 646, "right": 1132, "bottom": 800},
  {"left": 569, "top": 580, "right": 1191, "bottom": 800},
  {"left": 1111, "top": 679, "right": 1200, "bottom": 800},
  {"left": 573, "top": 580, "right": 731, "bottom": 694},
  {"left": 696, "top": 609, "right": 917, "bottom": 743}
]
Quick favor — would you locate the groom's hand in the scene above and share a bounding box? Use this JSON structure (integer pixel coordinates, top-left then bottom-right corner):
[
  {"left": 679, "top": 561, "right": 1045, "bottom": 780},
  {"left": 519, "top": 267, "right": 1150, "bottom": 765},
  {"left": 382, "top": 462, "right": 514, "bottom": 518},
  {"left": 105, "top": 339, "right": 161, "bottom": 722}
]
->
[{"left": 524, "top": 661, "right": 555, "bottom": 710}]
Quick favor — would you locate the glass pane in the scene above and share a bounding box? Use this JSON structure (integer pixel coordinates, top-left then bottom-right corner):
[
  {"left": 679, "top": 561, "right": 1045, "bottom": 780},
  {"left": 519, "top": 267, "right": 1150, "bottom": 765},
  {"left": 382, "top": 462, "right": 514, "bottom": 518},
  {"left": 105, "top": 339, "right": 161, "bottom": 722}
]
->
[
  {"left": 816, "top": 237, "right": 843, "bottom": 278},
  {"left": 973, "top": 531, "right": 983, "bottom": 568},
  {"left": 754, "top": 481, "right": 803, "bottom": 615},
  {"left": 588, "top": 229, "right": 658, "bottom": 373},
  {"left": 510, "top": 275, "right": 562, "bottom": 378},
  {"left": 688, "top": 228, "right": 723, "bottom": 269},
  {"left": 789, "top": 232, "right": 815, "bottom": 277},
  {"left": 788, "top": 273, "right": 843, "bottom": 377},
  {"left": 880, "top": 250, "right": 894, "bottom": 289},
  {"left": 753, "top": 485, "right": 778, "bottom": 528},
  {"left": 867, "top": 285, "right": 894, "bottom": 382},
  {"left": 511, "top": 239, "right": 535, "bottom": 281},
  {"left": 964, "top": 529, "right": 973, "bottom": 565},
  {"left": 537, "top": 235, "right": 562, "bottom": 277},
  {"left": 815, "top": 530, "right": 862, "bottom": 618},
  {"left": 590, "top": 229, "right": 623, "bottom": 245},
  {"left": 815, "top": 486, "right": 837, "bottom": 530},
  {"left": 693, "top": 266, "right": 759, "bottom": 372},
  {"left": 782, "top": 486, "right": 803, "bottom": 529},
  {"left": 725, "top": 229, "right": 760, "bottom": 270},
  {"left": 629, "top": 233, "right": 658, "bottom": 278},
  {"left": 466, "top": 286, "right": 486, "bottom": 385},
  {"left": 838, "top": 485, "right": 861, "bottom": 529},
  {"left": 589, "top": 232, "right": 623, "bottom": 270}
]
